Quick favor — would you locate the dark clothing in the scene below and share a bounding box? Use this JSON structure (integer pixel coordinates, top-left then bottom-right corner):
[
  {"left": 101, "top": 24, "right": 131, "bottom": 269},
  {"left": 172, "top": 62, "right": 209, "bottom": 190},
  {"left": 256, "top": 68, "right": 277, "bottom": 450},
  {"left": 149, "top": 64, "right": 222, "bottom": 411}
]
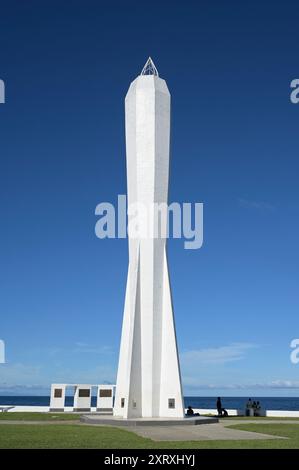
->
[
  {"left": 216, "top": 399, "right": 222, "bottom": 414},
  {"left": 186, "top": 407, "right": 200, "bottom": 417},
  {"left": 217, "top": 399, "right": 228, "bottom": 417}
]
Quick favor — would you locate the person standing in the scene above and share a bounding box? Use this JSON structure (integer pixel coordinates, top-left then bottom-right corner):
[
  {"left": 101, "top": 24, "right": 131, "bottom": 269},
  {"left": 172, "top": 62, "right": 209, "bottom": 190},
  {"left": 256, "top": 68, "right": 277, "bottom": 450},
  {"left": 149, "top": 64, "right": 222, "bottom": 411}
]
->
[
  {"left": 216, "top": 397, "right": 222, "bottom": 416},
  {"left": 246, "top": 398, "right": 253, "bottom": 416}
]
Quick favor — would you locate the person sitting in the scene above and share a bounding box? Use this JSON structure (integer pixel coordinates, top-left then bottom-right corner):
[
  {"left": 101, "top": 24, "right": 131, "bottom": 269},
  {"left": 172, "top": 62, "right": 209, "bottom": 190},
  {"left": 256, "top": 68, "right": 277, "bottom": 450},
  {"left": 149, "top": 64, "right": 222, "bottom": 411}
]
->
[
  {"left": 254, "top": 401, "right": 261, "bottom": 417},
  {"left": 186, "top": 406, "right": 200, "bottom": 417}
]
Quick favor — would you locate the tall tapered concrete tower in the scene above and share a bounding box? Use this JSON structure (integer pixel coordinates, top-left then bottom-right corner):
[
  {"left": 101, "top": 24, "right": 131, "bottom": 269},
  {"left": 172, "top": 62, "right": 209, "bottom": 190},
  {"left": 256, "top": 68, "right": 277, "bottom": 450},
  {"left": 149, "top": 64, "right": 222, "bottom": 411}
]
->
[{"left": 114, "top": 58, "right": 184, "bottom": 418}]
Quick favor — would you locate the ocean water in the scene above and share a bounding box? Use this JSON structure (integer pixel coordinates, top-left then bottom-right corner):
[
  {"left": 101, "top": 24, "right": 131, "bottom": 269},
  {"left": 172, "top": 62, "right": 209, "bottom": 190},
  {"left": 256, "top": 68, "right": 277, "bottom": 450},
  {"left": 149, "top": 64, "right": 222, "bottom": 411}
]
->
[
  {"left": 0, "top": 396, "right": 299, "bottom": 411},
  {"left": 185, "top": 396, "right": 299, "bottom": 411}
]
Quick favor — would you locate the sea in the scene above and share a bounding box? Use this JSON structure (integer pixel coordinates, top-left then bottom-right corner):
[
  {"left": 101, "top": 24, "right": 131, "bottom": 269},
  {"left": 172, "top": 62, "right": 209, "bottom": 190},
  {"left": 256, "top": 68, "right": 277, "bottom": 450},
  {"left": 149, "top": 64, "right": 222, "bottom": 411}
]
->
[{"left": 0, "top": 396, "right": 299, "bottom": 411}]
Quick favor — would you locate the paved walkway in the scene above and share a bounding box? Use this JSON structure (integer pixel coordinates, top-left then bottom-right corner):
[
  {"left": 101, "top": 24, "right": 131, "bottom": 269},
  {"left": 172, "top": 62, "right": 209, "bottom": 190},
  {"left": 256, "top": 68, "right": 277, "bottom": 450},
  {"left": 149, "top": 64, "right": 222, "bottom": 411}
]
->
[
  {"left": 128, "top": 422, "right": 284, "bottom": 441},
  {"left": 81, "top": 419, "right": 299, "bottom": 441}
]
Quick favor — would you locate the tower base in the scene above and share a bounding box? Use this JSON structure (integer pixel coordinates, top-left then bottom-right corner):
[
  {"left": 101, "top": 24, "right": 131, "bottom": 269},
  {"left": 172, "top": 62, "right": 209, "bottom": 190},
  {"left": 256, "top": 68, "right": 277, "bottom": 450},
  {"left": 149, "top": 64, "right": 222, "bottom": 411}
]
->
[{"left": 80, "top": 415, "right": 218, "bottom": 426}]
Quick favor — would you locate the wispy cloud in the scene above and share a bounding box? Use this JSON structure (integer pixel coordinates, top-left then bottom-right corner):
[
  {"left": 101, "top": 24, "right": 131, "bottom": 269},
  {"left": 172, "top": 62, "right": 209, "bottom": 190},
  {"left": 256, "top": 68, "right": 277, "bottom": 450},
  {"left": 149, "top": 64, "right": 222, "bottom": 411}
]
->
[
  {"left": 0, "top": 363, "right": 46, "bottom": 393},
  {"left": 0, "top": 362, "right": 116, "bottom": 393},
  {"left": 238, "top": 198, "right": 275, "bottom": 211},
  {"left": 0, "top": 363, "right": 42, "bottom": 383},
  {"left": 180, "top": 342, "right": 257, "bottom": 366},
  {"left": 182, "top": 379, "right": 299, "bottom": 391},
  {"left": 73, "top": 342, "right": 114, "bottom": 355},
  {"left": 57, "top": 364, "right": 116, "bottom": 385},
  {"left": 253, "top": 380, "right": 299, "bottom": 390},
  {"left": 180, "top": 343, "right": 258, "bottom": 392},
  {"left": 35, "top": 343, "right": 115, "bottom": 357},
  {"left": 0, "top": 384, "right": 50, "bottom": 394}
]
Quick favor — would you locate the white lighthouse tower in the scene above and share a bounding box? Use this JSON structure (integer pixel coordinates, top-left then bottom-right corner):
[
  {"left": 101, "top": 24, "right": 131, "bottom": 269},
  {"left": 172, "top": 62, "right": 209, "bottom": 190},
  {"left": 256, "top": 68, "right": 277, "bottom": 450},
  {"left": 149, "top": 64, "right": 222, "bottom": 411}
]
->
[{"left": 114, "top": 58, "right": 184, "bottom": 419}]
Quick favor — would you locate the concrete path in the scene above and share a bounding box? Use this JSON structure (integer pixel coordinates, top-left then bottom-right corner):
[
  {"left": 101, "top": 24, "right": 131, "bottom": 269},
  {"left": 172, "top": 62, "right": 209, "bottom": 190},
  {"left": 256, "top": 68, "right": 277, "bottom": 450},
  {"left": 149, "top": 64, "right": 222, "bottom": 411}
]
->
[
  {"left": 127, "top": 422, "right": 286, "bottom": 441},
  {"left": 122, "top": 419, "right": 299, "bottom": 441}
]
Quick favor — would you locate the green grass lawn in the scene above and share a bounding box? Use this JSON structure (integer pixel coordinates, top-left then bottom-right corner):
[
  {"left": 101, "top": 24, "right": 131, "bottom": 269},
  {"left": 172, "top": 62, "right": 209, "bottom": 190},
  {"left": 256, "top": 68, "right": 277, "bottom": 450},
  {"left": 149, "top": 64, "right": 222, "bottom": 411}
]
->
[
  {"left": 0, "top": 412, "right": 80, "bottom": 421},
  {"left": 226, "top": 423, "right": 299, "bottom": 449},
  {"left": 0, "top": 422, "right": 299, "bottom": 449},
  {"left": 0, "top": 424, "right": 156, "bottom": 449}
]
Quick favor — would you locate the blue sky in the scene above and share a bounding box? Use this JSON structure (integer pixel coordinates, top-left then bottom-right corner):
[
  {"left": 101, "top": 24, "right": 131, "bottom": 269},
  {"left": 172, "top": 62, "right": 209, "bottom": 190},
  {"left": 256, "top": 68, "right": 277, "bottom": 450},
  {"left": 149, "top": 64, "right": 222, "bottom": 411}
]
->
[{"left": 0, "top": 0, "right": 299, "bottom": 396}]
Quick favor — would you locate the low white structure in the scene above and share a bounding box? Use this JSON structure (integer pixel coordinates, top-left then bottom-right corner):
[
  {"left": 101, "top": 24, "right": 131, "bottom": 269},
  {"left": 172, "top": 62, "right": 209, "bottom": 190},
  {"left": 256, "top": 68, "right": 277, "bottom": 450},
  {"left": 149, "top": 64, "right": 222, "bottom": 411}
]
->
[
  {"left": 73, "top": 385, "right": 92, "bottom": 412},
  {"left": 192, "top": 408, "right": 299, "bottom": 418},
  {"left": 49, "top": 384, "right": 67, "bottom": 412},
  {"left": 96, "top": 385, "right": 115, "bottom": 412},
  {"left": 49, "top": 383, "right": 115, "bottom": 412}
]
